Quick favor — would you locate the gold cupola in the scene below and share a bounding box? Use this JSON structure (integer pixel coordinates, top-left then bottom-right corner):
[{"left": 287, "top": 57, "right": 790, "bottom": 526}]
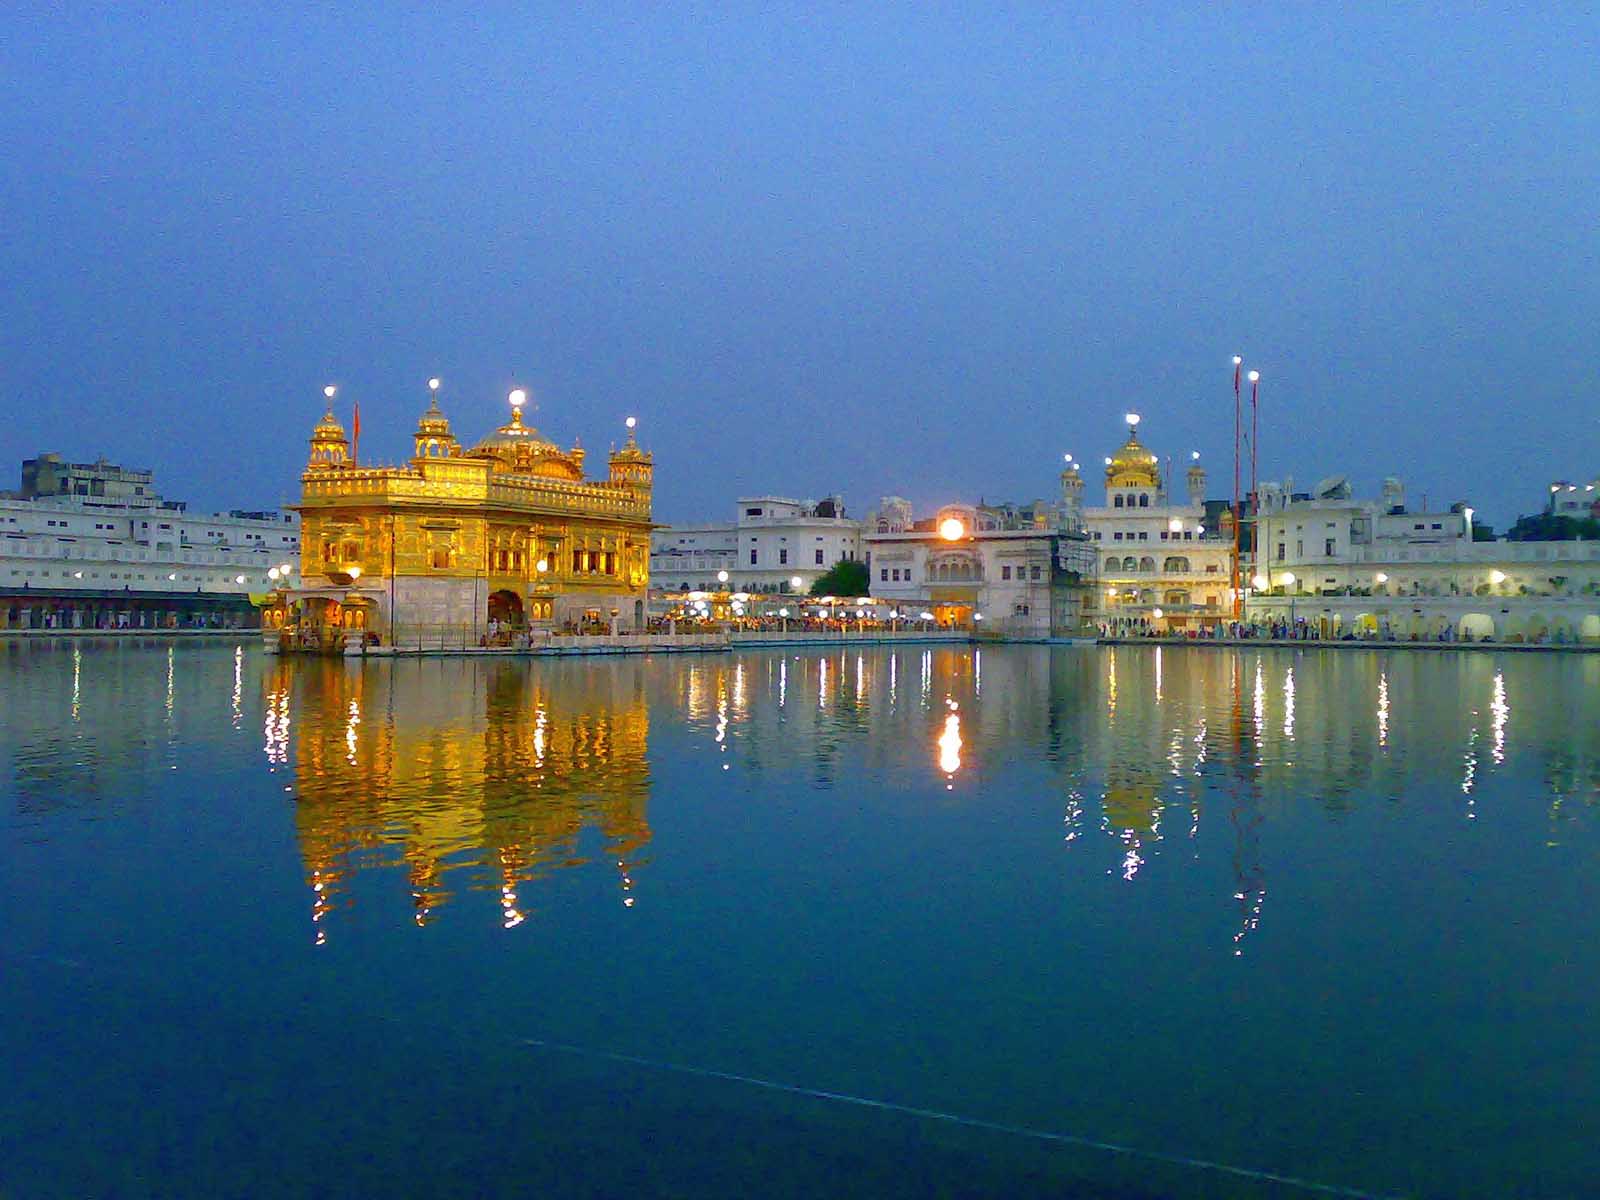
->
[
  {"left": 1105, "top": 415, "right": 1159, "bottom": 489},
  {"left": 413, "top": 391, "right": 459, "bottom": 461},
  {"left": 307, "top": 405, "right": 350, "bottom": 471},
  {"left": 608, "top": 418, "right": 653, "bottom": 490}
]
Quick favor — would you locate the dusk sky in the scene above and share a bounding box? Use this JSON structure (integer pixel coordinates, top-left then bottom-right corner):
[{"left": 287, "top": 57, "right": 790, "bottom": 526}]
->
[{"left": 3, "top": 6, "right": 1596, "bottom": 527}]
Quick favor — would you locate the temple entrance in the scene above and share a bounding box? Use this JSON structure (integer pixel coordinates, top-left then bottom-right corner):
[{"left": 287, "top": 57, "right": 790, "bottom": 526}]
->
[{"left": 488, "top": 589, "right": 526, "bottom": 629}]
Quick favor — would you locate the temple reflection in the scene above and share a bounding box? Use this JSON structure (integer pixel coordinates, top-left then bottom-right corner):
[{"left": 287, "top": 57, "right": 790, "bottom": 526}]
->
[{"left": 266, "top": 657, "right": 651, "bottom": 936}]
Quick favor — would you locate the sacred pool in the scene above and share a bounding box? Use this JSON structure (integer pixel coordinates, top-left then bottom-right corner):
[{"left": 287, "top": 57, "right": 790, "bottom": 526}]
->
[{"left": 4, "top": 640, "right": 1598, "bottom": 1198}]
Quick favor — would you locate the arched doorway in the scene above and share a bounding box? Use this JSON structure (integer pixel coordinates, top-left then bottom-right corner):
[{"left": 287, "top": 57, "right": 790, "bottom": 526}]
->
[
  {"left": 1458, "top": 612, "right": 1495, "bottom": 641},
  {"left": 488, "top": 589, "right": 526, "bottom": 629},
  {"left": 1580, "top": 614, "right": 1600, "bottom": 644}
]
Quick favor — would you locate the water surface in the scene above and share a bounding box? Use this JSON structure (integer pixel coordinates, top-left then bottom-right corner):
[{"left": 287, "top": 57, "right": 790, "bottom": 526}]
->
[{"left": 4, "top": 640, "right": 1598, "bottom": 1198}]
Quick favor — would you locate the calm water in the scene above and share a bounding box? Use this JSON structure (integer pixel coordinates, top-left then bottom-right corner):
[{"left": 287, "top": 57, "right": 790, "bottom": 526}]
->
[{"left": 4, "top": 640, "right": 1599, "bottom": 1199}]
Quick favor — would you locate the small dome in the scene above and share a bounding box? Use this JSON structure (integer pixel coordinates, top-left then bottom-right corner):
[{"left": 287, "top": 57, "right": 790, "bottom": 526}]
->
[
  {"left": 416, "top": 396, "right": 452, "bottom": 437},
  {"left": 312, "top": 408, "right": 347, "bottom": 440}
]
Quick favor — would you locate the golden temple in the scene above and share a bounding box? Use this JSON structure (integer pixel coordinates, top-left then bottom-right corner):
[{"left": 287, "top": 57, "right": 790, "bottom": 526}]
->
[{"left": 268, "top": 386, "right": 654, "bottom": 647}]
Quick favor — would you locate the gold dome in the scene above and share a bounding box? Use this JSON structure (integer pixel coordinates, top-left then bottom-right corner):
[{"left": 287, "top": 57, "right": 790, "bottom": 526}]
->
[
  {"left": 1105, "top": 427, "right": 1159, "bottom": 487},
  {"left": 469, "top": 406, "right": 585, "bottom": 482}
]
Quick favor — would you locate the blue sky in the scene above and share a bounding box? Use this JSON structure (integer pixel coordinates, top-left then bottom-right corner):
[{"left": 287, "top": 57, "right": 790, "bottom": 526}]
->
[{"left": 2, "top": 5, "right": 1596, "bottom": 526}]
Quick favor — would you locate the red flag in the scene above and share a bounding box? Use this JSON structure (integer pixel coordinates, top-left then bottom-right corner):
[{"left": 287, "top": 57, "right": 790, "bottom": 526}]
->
[{"left": 352, "top": 401, "right": 361, "bottom": 463}]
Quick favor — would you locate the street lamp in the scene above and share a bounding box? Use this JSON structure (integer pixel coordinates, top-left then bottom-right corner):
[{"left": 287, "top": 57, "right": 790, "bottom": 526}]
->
[
  {"left": 717, "top": 570, "right": 729, "bottom": 584},
  {"left": 428, "top": 377, "right": 441, "bottom": 392},
  {"left": 790, "top": 575, "right": 802, "bottom": 592},
  {"left": 1282, "top": 572, "right": 1296, "bottom": 627}
]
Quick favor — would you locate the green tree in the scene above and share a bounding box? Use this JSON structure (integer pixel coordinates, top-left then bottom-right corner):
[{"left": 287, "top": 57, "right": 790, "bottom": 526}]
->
[
  {"left": 809, "top": 559, "right": 870, "bottom": 596},
  {"left": 1506, "top": 513, "right": 1600, "bottom": 542}
]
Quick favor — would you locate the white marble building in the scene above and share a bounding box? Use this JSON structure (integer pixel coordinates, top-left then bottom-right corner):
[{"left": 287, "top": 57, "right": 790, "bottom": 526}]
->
[
  {"left": 1, "top": 455, "right": 301, "bottom": 629},
  {"left": 862, "top": 501, "right": 1094, "bottom": 637},
  {"left": 1078, "top": 415, "right": 1235, "bottom": 633},
  {"left": 1247, "top": 475, "right": 1600, "bottom": 642},
  {"left": 651, "top": 495, "right": 863, "bottom": 594}
]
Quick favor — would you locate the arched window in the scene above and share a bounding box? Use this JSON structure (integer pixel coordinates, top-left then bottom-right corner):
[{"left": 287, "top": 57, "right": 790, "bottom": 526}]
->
[
  {"left": 1163, "top": 556, "right": 1190, "bottom": 573},
  {"left": 1139, "top": 556, "right": 1156, "bottom": 572},
  {"left": 1138, "top": 494, "right": 1150, "bottom": 508},
  {"left": 1123, "top": 556, "right": 1139, "bottom": 571},
  {"left": 1113, "top": 495, "right": 1124, "bottom": 508},
  {"left": 1105, "top": 556, "right": 1121, "bottom": 573}
]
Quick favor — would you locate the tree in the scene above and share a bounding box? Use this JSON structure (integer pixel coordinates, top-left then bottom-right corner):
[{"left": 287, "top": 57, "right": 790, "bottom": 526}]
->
[
  {"left": 1506, "top": 513, "right": 1600, "bottom": 542},
  {"left": 1471, "top": 521, "right": 1496, "bottom": 542},
  {"left": 809, "top": 559, "right": 869, "bottom": 596}
]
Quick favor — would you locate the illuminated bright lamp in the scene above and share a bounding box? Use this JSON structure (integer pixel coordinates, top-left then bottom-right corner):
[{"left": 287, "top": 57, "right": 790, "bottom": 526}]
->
[
  {"left": 625, "top": 416, "right": 637, "bottom": 430},
  {"left": 428, "top": 377, "right": 441, "bottom": 391},
  {"left": 1251, "top": 574, "right": 1269, "bottom": 590},
  {"left": 1375, "top": 572, "right": 1388, "bottom": 584},
  {"left": 790, "top": 575, "right": 802, "bottom": 589},
  {"left": 1247, "top": 370, "right": 1260, "bottom": 383},
  {"left": 1232, "top": 355, "right": 1242, "bottom": 366},
  {"left": 716, "top": 570, "right": 729, "bottom": 583},
  {"left": 347, "top": 566, "right": 361, "bottom": 580},
  {"left": 323, "top": 384, "right": 336, "bottom": 399},
  {"left": 535, "top": 558, "right": 549, "bottom": 573},
  {"left": 1489, "top": 570, "right": 1506, "bottom": 584},
  {"left": 938, "top": 517, "right": 965, "bottom": 541},
  {"left": 1125, "top": 412, "right": 1141, "bottom": 426},
  {"left": 508, "top": 388, "right": 527, "bottom": 408},
  {"left": 1152, "top": 608, "right": 1164, "bottom": 620},
  {"left": 268, "top": 567, "right": 281, "bottom": 581}
]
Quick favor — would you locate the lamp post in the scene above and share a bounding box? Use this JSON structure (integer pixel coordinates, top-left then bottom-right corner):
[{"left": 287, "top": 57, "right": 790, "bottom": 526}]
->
[
  {"left": 1232, "top": 355, "right": 1243, "bottom": 619},
  {"left": 1282, "top": 572, "right": 1297, "bottom": 630}
]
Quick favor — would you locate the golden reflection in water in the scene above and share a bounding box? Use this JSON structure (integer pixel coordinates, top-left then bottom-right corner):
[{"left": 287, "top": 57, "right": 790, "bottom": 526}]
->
[
  {"left": 1106, "top": 648, "right": 1117, "bottom": 717},
  {"left": 1154, "top": 645, "right": 1162, "bottom": 704},
  {"left": 937, "top": 697, "right": 962, "bottom": 787},
  {"left": 1282, "top": 666, "right": 1295, "bottom": 741},
  {"left": 779, "top": 657, "right": 787, "bottom": 709},
  {"left": 231, "top": 645, "right": 243, "bottom": 729},
  {"left": 165, "top": 645, "right": 175, "bottom": 720},
  {"left": 818, "top": 657, "right": 828, "bottom": 709},
  {"left": 270, "top": 660, "right": 651, "bottom": 938},
  {"left": 71, "top": 645, "right": 81, "bottom": 722},
  {"left": 920, "top": 649, "right": 932, "bottom": 708},
  {"left": 1252, "top": 659, "right": 1264, "bottom": 744}
]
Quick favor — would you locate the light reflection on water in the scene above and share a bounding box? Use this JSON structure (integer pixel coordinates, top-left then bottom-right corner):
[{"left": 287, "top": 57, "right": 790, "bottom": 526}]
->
[{"left": 5, "top": 639, "right": 1600, "bottom": 1198}]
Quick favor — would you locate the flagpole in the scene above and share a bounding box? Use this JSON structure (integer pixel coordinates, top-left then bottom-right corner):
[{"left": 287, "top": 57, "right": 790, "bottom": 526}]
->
[{"left": 1231, "top": 355, "right": 1242, "bottom": 621}]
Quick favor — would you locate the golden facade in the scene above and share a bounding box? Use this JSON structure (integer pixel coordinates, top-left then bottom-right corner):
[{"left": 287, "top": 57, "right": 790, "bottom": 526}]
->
[{"left": 277, "top": 391, "right": 654, "bottom": 644}]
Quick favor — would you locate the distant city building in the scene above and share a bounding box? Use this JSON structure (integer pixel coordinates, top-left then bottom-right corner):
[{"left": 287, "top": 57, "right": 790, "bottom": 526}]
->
[
  {"left": 1248, "top": 474, "right": 1600, "bottom": 642},
  {"left": 266, "top": 390, "right": 653, "bottom": 646},
  {"left": 650, "top": 494, "right": 862, "bottom": 594},
  {"left": 1080, "top": 415, "right": 1234, "bottom": 633},
  {"left": 17, "top": 453, "right": 159, "bottom": 506},
  {"left": 1546, "top": 476, "right": 1600, "bottom": 518},
  {"left": 1, "top": 454, "right": 300, "bottom": 630}
]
